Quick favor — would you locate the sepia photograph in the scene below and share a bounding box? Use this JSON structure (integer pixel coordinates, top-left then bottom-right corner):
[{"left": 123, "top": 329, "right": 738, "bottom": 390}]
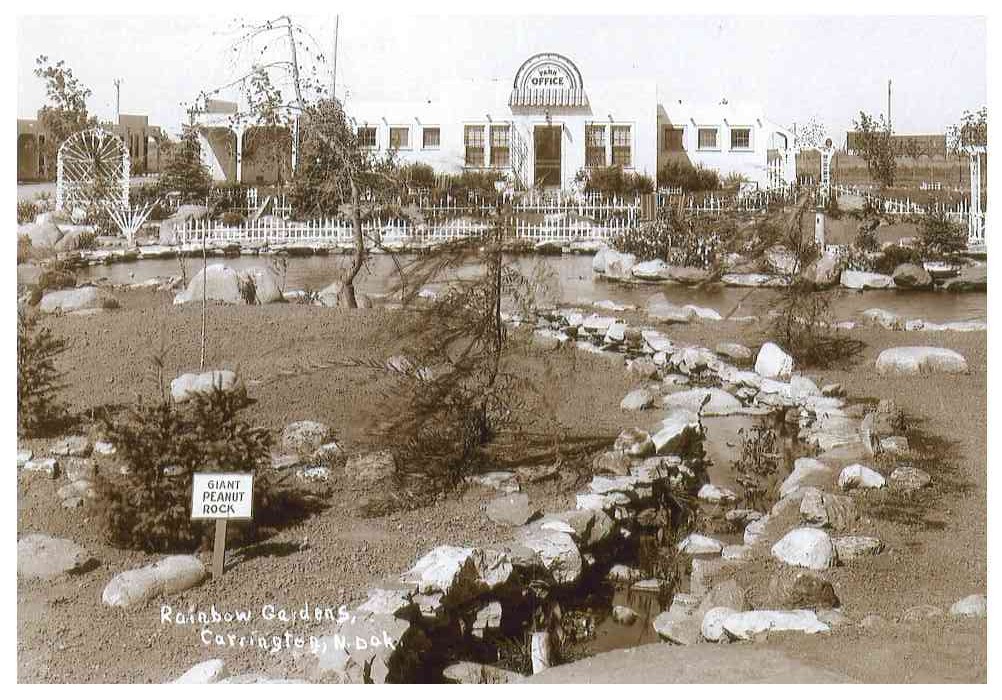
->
[{"left": 9, "top": 3, "right": 992, "bottom": 687}]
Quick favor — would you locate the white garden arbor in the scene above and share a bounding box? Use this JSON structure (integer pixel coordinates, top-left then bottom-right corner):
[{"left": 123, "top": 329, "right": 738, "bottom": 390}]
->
[{"left": 55, "top": 127, "right": 130, "bottom": 212}]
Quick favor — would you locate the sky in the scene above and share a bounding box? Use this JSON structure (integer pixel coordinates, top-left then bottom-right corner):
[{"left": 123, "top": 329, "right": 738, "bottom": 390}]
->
[{"left": 16, "top": 14, "right": 987, "bottom": 141}]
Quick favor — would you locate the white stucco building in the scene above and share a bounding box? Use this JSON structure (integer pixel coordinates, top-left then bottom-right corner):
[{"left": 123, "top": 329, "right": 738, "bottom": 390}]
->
[{"left": 346, "top": 52, "right": 796, "bottom": 191}]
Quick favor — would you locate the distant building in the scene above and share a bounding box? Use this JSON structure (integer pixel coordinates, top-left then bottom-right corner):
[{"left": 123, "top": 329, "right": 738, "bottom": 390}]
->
[
  {"left": 189, "top": 99, "right": 293, "bottom": 185},
  {"left": 347, "top": 52, "right": 797, "bottom": 190},
  {"left": 16, "top": 111, "right": 165, "bottom": 182},
  {"left": 187, "top": 52, "right": 797, "bottom": 191},
  {"left": 845, "top": 131, "right": 947, "bottom": 157}
]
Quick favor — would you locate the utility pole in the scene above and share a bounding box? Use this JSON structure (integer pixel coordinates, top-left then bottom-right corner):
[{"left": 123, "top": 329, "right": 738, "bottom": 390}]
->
[
  {"left": 332, "top": 15, "right": 340, "bottom": 98},
  {"left": 887, "top": 79, "right": 892, "bottom": 127},
  {"left": 113, "top": 78, "right": 122, "bottom": 123}
]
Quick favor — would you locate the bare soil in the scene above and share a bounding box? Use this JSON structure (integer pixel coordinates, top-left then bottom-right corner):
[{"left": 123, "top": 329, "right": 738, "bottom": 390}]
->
[{"left": 17, "top": 286, "right": 987, "bottom": 683}]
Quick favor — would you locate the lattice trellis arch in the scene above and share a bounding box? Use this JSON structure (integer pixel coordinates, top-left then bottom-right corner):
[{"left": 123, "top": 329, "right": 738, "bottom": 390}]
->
[{"left": 56, "top": 127, "right": 130, "bottom": 212}]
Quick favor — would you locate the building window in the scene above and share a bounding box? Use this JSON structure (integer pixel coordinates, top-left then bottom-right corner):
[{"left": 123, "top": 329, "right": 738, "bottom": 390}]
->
[
  {"left": 611, "top": 125, "right": 632, "bottom": 167},
  {"left": 422, "top": 127, "right": 440, "bottom": 149},
  {"left": 697, "top": 127, "right": 719, "bottom": 150},
  {"left": 389, "top": 127, "right": 410, "bottom": 150},
  {"left": 663, "top": 127, "right": 684, "bottom": 152},
  {"left": 490, "top": 125, "right": 510, "bottom": 168},
  {"left": 730, "top": 127, "right": 752, "bottom": 151},
  {"left": 464, "top": 125, "right": 485, "bottom": 167},
  {"left": 357, "top": 126, "right": 377, "bottom": 149},
  {"left": 585, "top": 124, "right": 606, "bottom": 167}
]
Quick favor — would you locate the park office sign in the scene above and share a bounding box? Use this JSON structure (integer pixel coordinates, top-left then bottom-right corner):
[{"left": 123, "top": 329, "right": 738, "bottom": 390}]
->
[
  {"left": 191, "top": 473, "right": 254, "bottom": 519},
  {"left": 509, "top": 52, "right": 589, "bottom": 108}
]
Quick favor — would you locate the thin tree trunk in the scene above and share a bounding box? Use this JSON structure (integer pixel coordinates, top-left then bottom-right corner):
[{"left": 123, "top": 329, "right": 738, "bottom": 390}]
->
[
  {"left": 342, "top": 178, "right": 364, "bottom": 309},
  {"left": 200, "top": 229, "right": 207, "bottom": 370}
]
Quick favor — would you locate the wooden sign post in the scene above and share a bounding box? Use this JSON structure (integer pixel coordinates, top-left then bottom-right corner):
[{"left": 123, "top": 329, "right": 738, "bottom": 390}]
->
[{"left": 191, "top": 473, "right": 254, "bottom": 579}]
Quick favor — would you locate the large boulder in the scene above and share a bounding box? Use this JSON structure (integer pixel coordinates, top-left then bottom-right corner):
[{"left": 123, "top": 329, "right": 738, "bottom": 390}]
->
[
  {"left": 175, "top": 264, "right": 242, "bottom": 304},
  {"left": 281, "top": 420, "right": 331, "bottom": 456},
  {"left": 174, "top": 265, "right": 283, "bottom": 305},
  {"left": 345, "top": 450, "right": 396, "bottom": 484},
  {"left": 832, "top": 535, "right": 883, "bottom": 563},
  {"left": 646, "top": 293, "right": 696, "bottom": 324},
  {"left": 949, "top": 594, "right": 987, "bottom": 618},
  {"left": 800, "top": 254, "right": 841, "bottom": 289},
  {"left": 891, "top": 263, "right": 933, "bottom": 289},
  {"left": 102, "top": 555, "right": 206, "bottom": 607},
  {"left": 518, "top": 528, "right": 583, "bottom": 584},
  {"left": 309, "top": 612, "right": 417, "bottom": 683},
  {"left": 239, "top": 267, "right": 284, "bottom": 304},
  {"left": 620, "top": 388, "right": 654, "bottom": 411},
  {"left": 767, "top": 569, "right": 840, "bottom": 610},
  {"left": 755, "top": 342, "right": 794, "bottom": 379},
  {"left": 942, "top": 264, "right": 987, "bottom": 292},
  {"left": 173, "top": 660, "right": 229, "bottom": 684},
  {"left": 17, "top": 534, "right": 93, "bottom": 580},
  {"left": 631, "top": 259, "right": 670, "bottom": 281},
  {"left": 771, "top": 528, "right": 836, "bottom": 570},
  {"left": 486, "top": 493, "right": 538, "bottom": 526},
  {"left": 159, "top": 205, "right": 209, "bottom": 245},
  {"left": 591, "top": 247, "right": 611, "bottom": 273},
  {"left": 651, "top": 409, "right": 702, "bottom": 456},
  {"left": 722, "top": 610, "right": 830, "bottom": 640},
  {"left": 38, "top": 286, "right": 114, "bottom": 314},
  {"left": 779, "top": 458, "right": 831, "bottom": 498},
  {"left": 664, "top": 266, "right": 713, "bottom": 285},
  {"left": 19, "top": 218, "right": 65, "bottom": 248},
  {"left": 170, "top": 370, "right": 242, "bottom": 403},
  {"left": 862, "top": 308, "right": 904, "bottom": 330},
  {"left": 602, "top": 251, "right": 637, "bottom": 280},
  {"left": 662, "top": 387, "right": 742, "bottom": 416},
  {"left": 840, "top": 270, "right": 894, "bottom": 290},
  {"left": 765, "top": 246, "right": 798, "bottom": 275},
  {"left": 875, "top": 346, "right": 969, "bottom": 376},
  {"left": 400, "top": 546, "right": 481, "bottom": 604},
  {"left": 837, "top": 464, "right": 886, "bottom": 490}
]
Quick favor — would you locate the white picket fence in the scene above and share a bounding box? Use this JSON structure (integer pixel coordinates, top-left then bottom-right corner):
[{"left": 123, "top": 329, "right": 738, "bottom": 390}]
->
[{"left": 175, "top": 214, "right": 635, "bottom": 248}]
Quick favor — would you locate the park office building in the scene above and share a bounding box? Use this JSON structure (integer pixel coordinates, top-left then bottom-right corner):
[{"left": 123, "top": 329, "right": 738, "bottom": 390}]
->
[{"left": 346, "top": 52, "right": 797, "bottom": 192}]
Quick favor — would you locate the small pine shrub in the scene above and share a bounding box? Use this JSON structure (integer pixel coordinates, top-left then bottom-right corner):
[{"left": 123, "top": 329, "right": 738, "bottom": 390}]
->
[
  {"left": 611, "top": 208, "right": 720, "bottom": 267},
  {"left": 17, "top": 307, "right": 68, "bottom": 437},
  {"left": 238, "top": 275, "right": 258, "bottom": 304},
  {"left": 398, "top": 162, "right": 437, "bottom": 190},
  {"left": 575, "top": 166, "right": 654, "bottom": 198},
  {"left": 221, "top": 210, "right": 246, "bottom": 227},
  {"left": 918, "top": 210, "right": 967, "bottom": 259},
  {"left": 36, "top": 264, "right": 76, "bottom": 293},
  {"left": 873, "top": 244, "right": 923, "bottom": 275},
  {"left": 17, "top": 235, "right": 32, "bottom": 264},
  {"left": 94, "top": 385, "right": 274, "bottom": 552},
  {"left": 768, "top": 280, "right": 864, "bottom": 368},
  {"left": 18, "top": 199, "right": 39, "bottom": 224},
  {"left": 657, "top": 161, "right": 720, "bottom": 192},
  {"left": 76, "top": 229, "right": 99, "bottom": 250}
]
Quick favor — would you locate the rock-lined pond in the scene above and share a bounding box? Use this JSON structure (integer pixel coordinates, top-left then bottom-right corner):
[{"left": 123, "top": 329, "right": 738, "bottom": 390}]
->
[{"left": 75, "top": 253, "right": 987, "bottom": 325}]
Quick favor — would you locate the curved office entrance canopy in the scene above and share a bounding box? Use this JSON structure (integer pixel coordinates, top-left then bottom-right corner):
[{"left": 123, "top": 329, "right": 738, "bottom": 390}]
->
[{"left": 509, "top": 52, "right": 589, "bottom": 108}]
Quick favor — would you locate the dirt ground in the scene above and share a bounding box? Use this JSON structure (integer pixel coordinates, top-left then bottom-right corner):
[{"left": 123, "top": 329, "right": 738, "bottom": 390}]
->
[{"left": 16, "top": 285, "right": 987, "bottom": 683}]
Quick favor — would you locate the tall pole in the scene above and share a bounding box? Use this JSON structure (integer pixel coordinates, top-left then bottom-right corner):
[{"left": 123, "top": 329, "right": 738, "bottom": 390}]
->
[
  {"left": 114, "top": 78, "right": 122, "bottom": 123},
  {"left": 332, "top": 15, "right": 340, "bottom": 98},
  {"left": 887, "top": 79, "right": 892, "bottom": 127}
]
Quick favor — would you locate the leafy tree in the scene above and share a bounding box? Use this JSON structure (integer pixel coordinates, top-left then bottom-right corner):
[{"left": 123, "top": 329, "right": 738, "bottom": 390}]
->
[
  {"left": 947, "top": 107, "right": 987, "bottom": 154},
  {"left": 33, "top": 56, "right": 97, "bottom": 178},
  {"left": 158, "top": 125, "right": 212, "bottom": 201},
  {"left": 918, "top": 210, "right": 967, "bottom": 259},
  {"left": 795, "top": 116, "right": 828, "bottom": 152},
  {"left": 17, "top": 307, "right": 68, "bottom": 436},
  {"left": 852, "top": 112, "right": 896, "bottom": 188}
]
